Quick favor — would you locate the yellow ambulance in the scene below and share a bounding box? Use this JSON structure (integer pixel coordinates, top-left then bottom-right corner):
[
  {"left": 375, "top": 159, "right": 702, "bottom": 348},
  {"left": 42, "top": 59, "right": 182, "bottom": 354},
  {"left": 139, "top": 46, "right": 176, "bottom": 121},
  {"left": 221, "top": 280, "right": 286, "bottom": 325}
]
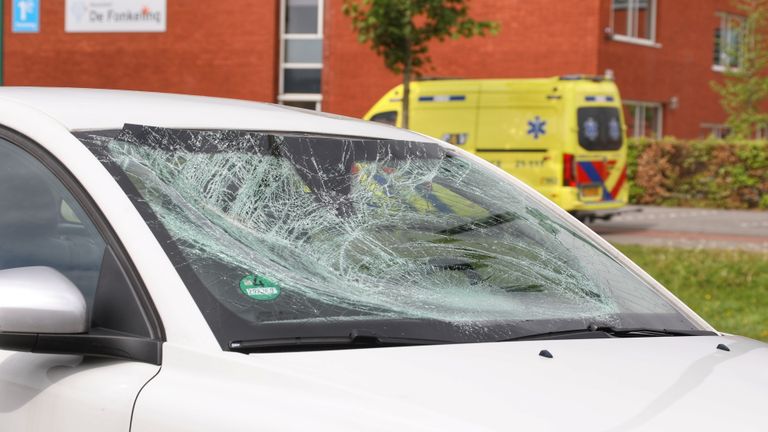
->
[{"left": 364, "top": 76, "right": 629, "bottom": 218}]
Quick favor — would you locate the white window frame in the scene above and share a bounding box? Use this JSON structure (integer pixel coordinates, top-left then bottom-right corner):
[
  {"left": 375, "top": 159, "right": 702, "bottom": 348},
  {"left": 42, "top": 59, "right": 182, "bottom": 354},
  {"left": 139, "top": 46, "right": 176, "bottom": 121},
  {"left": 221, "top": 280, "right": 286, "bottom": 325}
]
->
[
  {"left": 278, "top": 0, "right": 324, "bottom": 110},
  {"left": 701, "top": 123, "right": 730, "bottom": 139},
  {"left": 756, "top": 124, "right": 768, "bottom": 139},
  {"left": 702, "top": 123, "right": 768, "bottom": 139},
  {"left": 609, "top": 0, "right": 660, "bottom": 47},
  {"left": 712, "top": 12, "right": 745, "bottom": 72},
  {"left": 625, "top": 100, "right": 663, "bottom": 139}
]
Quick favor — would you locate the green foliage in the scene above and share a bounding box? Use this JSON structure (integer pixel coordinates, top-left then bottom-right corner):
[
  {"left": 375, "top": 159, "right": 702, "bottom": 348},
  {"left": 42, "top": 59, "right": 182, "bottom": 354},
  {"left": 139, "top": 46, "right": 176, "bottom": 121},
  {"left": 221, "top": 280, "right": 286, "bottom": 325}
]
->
[
  {"left": 342, "top": 0, "right": 498, "bottom": 128},
  {"left": 627, "top": 137, "right": 768, "bottom": 208},
  {"left": 342, "top": 0, "right": 498, "bottom": 75},
  {"left": 710, "top": 0, "right": 768, "bottom": 138},
  {"left": 626, "top": 137, "right": 652, "bottom": 204},
  {"left": 617, "top": 245, "right": 768, "bottom": 341}
]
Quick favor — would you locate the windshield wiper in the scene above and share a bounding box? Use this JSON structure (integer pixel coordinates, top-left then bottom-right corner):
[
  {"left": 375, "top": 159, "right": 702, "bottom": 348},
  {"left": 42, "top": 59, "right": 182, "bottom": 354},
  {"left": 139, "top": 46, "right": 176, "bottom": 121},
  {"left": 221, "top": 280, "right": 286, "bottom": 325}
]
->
[
  {"left": 500, "top": 325, "right": 717, "bottom": 342},
  {"left": 229, "top": 330, "right": 455, "bottom": 353}
]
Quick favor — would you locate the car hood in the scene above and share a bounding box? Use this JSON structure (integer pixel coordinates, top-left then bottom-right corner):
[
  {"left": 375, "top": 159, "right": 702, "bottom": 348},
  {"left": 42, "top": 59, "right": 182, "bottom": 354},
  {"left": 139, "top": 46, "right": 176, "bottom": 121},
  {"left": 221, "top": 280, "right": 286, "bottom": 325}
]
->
[{"left": 244, "top": 335, "right": 768, "bottom": 431}]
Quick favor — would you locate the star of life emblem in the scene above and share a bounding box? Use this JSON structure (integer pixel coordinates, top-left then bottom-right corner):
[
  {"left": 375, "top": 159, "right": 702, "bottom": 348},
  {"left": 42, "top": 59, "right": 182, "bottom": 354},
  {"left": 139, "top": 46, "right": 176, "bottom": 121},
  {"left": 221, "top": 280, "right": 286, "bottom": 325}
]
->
[
  {"left": 527, "top": 116, "right": 547, "bottom": 139},
  {"left": 609, "top": 117, "right": 621, "bottom": 141},
  {"left": 584, "top": 117, "right": 599, "bottom": 141}
]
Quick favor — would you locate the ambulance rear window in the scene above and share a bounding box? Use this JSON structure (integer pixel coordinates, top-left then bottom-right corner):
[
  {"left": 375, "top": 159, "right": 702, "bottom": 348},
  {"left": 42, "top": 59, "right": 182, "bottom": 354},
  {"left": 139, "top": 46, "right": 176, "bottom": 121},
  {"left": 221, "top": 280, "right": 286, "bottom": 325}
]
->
[{"left": 577, "top": 107, "right": 623, "bottom": 151}]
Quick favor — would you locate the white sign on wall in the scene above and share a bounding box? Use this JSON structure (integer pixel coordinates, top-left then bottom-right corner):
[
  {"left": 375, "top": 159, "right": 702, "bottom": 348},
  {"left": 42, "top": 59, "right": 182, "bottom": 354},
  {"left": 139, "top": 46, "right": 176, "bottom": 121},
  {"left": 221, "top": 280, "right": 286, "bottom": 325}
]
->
[{"left": 65, "top": 0, "right": 166, "bottom": 33}]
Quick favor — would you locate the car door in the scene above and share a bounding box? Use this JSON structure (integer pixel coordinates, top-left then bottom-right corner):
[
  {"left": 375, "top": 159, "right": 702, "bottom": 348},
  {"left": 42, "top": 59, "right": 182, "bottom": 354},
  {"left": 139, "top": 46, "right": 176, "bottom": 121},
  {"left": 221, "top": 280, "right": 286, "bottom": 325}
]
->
[{"left": 0, "top": 134, "right": 163, "bottom": 431}]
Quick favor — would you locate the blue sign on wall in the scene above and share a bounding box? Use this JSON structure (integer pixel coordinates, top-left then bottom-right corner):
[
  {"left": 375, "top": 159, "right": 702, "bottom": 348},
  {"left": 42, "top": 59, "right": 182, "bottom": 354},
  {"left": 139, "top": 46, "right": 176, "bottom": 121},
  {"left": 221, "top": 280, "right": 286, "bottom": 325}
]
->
[{"left": 12, "top": 0, "right": 40, "bottom": 33}]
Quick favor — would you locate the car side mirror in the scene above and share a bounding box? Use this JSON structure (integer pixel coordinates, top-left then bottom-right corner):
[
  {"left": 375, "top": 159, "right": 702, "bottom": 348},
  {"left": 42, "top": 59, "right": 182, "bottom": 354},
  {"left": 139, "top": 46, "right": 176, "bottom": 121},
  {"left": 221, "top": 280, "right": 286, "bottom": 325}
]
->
[
  {"left": 0, "top": 266, "right": 87, "bottom": 352},
  {"left": 0, "top": 265, "right": 161, "bottom": 364}
]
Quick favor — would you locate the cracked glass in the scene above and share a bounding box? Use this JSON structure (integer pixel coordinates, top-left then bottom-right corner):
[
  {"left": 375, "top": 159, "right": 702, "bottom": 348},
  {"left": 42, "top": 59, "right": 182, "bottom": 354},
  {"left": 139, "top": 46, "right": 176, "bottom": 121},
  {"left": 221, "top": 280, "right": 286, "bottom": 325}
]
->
[{"left": 78, "top": 125, "right": 698, "bottom": 348}]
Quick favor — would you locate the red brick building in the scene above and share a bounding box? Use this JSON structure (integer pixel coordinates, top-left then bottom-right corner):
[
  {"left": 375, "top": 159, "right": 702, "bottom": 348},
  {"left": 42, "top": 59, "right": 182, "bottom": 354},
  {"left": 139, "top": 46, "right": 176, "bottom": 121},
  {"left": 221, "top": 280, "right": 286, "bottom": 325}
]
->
[{"left": 0, "top": 0, "right": 747, "bottom": 138}]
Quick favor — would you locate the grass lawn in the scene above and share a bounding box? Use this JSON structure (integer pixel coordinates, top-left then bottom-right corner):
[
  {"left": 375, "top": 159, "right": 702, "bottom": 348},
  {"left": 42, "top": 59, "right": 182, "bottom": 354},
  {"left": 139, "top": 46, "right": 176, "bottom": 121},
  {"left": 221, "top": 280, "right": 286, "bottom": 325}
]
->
[{"left": 615, "top": 245, "right": 768, "bottom": 341}]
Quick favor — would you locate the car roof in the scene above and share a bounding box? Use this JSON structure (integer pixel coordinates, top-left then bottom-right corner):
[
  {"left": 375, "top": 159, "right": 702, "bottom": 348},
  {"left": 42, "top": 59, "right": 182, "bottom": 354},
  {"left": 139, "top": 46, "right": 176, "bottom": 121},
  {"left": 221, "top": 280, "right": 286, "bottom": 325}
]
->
[{"left": 0, "top": 87, "right": 431, "bottom": 142}]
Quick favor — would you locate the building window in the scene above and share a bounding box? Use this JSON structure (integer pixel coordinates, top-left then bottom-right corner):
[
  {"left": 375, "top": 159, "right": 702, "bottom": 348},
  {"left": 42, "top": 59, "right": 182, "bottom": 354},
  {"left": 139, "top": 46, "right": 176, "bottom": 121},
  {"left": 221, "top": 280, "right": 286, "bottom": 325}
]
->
[
  {"left": 701, "top": 123, "right": 731, "bottom": 139},
  {"left": 610, "top": 0, "right": 658, "bottom": 43},
  {"left": 279, "top": 0, "right": 324, "bottom": 111},
  {"left": 702, "top": 123, "right": 768, "bottom": 139},
  {"left": 756, "top": 124, "right": 768, "bottom": 139},
  {"left": 624, "top": 101, "right": 663, "bottom": 138},
  {"left": 713, "top": 13, "right": 744, "bottom": 70}
]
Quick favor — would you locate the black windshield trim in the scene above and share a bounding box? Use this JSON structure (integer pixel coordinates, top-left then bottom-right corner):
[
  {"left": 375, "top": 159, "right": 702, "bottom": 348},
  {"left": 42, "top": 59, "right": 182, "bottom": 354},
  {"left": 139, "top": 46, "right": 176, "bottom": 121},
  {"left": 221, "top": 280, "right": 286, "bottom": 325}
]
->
[
  {"left": 111, "top": 124, "right": 445, "bottom": 159},
  {"left": 229, "top": 331, "right": 456, "bottom": 353},
  {"left": 502, "top": 326, "right": 718, "bottom": 342},
  {"left": 74, "top": 126, "right": 438, "bottom": 154}
]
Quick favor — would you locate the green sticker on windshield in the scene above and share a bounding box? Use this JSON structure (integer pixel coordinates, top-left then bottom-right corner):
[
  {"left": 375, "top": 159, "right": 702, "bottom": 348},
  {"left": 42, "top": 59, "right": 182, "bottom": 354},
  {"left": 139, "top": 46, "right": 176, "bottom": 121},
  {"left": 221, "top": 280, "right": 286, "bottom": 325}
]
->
[{"left": 239, "top": 274, "right": 281, "bottom": 301}]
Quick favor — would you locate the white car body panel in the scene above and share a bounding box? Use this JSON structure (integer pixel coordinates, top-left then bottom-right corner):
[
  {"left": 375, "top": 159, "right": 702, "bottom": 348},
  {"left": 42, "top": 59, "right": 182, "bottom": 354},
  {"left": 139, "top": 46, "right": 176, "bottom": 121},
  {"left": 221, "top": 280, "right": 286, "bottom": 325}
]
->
[
  {"left": 0, "top": 89, "right": 215, "bottom": 430},
  {"left": 0, "top": 88, "right": 760, "bottom": 431},
  {"left": 0, "top": 87, "right": 430, "bottom": 141},
  {"left": 134, "top": 337, "right": 768, "bottom": 431},
  {"left": 0, "top": 352, "right": 158, "bottom": 431}
]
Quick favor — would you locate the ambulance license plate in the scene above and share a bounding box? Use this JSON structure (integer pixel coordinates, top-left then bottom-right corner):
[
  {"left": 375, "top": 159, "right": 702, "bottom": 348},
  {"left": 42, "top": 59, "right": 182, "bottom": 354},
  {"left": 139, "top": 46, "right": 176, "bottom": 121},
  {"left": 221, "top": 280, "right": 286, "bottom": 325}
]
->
[{"left": 580, "top": 186, "right": 602, "bottom": 199}]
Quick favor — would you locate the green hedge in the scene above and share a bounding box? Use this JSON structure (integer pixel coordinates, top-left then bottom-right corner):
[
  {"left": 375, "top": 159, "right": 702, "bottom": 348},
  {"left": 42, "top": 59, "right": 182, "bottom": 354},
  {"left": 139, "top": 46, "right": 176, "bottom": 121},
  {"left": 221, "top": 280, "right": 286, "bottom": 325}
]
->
[{"left": 627, "top": 138, "right": 768, "bottom": 209}]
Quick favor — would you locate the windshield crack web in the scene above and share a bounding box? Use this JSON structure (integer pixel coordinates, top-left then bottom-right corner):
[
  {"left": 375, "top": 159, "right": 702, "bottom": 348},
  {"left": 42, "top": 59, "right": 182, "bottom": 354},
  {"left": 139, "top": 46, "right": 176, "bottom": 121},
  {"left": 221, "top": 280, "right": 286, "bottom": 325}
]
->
[{"left": 78, "top": 124, "right": 682, "bottom": 334}]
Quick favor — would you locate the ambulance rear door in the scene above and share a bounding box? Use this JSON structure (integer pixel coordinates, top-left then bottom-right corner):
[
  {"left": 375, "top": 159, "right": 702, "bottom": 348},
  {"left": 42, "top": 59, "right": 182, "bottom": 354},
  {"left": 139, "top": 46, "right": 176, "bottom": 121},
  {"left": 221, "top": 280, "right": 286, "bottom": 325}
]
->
[{"left": 571, "top": 102, "right": 627, "bottom": 205}]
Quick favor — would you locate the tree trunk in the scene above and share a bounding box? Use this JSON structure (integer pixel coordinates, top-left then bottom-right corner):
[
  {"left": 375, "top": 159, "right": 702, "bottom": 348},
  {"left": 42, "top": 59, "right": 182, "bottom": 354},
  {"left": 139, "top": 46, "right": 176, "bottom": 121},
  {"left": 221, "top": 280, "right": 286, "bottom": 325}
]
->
[{"left": 402, "top": 46, "right": 412, "bottom": 129}]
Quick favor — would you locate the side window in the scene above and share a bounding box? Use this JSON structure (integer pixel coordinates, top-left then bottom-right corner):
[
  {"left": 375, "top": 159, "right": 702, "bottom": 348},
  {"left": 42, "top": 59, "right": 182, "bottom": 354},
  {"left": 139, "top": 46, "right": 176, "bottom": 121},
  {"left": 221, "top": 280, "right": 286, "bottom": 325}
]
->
[
  {"left": 0, "top": 138, "right": 151, "bottom": 338},
  {"left": 370, "top": 111, "right": 398, "bottom": 126}
]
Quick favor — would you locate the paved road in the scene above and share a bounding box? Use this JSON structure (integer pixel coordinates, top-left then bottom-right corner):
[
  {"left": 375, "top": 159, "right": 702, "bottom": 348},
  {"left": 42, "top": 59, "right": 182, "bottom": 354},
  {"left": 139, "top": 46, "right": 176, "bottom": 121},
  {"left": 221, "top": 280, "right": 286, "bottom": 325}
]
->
[{"left": 586, "top": 205, "right": 768, "bottom": 252}]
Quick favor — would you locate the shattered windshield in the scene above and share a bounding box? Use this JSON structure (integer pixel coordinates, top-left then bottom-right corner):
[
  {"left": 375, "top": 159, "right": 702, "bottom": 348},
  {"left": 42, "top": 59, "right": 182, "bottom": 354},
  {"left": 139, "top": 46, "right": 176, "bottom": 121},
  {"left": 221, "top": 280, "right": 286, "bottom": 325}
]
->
[{"left": 79, "top": 125, "right": 699, "bottom": 349}]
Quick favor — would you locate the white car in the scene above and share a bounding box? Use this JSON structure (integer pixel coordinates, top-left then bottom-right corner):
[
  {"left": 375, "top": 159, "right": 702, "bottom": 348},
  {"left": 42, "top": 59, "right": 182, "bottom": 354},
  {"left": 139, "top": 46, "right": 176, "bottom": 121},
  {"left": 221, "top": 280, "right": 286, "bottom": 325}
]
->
[{"left": 0, "top": 88, "right": 765, "bottom": 432}]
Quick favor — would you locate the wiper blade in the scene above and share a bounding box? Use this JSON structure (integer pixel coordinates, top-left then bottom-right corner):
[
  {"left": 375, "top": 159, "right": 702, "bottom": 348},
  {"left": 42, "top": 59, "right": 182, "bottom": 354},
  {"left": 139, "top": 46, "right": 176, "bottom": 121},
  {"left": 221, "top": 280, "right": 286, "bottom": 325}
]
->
[
  {"left": 500, "top": 325, "right": 717, "bottom": 342},
  {"left": 229, "top": 330, "right": 454, "bottom": 353}
]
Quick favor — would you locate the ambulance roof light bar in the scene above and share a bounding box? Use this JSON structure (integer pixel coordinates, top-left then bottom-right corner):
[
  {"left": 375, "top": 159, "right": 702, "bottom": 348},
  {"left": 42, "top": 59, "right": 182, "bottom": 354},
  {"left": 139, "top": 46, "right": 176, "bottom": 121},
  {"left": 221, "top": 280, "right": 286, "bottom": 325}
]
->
[
  {"left": 416, "top": 76, "right": 467, "bottom": 81},
  {"left": 559, "top": 74, "right": 612, "bottom": 82}
]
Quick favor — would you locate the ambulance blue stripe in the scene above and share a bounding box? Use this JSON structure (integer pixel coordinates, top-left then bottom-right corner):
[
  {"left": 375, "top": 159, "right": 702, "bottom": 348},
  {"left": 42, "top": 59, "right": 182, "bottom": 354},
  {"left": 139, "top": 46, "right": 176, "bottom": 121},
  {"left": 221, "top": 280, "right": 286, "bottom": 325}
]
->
[
  {"left": 578, "top": 162, "right": 613, "bottom": 201},
  {"left": 414, "top": 184, "right": 454, "bottom": 213},
  {"left": 423, "top": 192, "right": 454, "bottom": 213},
  {"left": 602, "top": 186, "right": 613, "bottom": 201},
  {"left": 578, "top": 162, "right": 601, "bottom": 183},
  {"left": 372, "top": 173, "right": 388, "bottom": 186},
  {"left": 418, "top": 95, "right": 466, "bottom": 102},
  {"left": 585, "top": 96, "right": 615, "bottom": 102}
]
